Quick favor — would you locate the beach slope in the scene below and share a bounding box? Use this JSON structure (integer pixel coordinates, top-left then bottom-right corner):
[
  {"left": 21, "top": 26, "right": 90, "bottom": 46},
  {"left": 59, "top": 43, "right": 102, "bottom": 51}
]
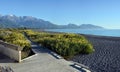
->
[{"left": 71, "top": 34, "right": 120, "bottom": 72}]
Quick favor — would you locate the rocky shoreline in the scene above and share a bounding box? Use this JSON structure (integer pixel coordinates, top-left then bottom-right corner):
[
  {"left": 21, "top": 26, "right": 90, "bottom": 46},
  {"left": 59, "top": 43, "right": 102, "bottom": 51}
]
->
[{"left": 71, "top": 34, "right": 120, "bottom": 72}]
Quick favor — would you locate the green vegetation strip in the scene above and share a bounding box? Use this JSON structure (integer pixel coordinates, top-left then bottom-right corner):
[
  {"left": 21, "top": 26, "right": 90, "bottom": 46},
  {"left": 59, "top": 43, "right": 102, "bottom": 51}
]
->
[
  {"left": 0, "top": 29, "right": 31, "bottom": 59},
  {"left": 25, "top": 30, "right": 94, "bottom": 59}
]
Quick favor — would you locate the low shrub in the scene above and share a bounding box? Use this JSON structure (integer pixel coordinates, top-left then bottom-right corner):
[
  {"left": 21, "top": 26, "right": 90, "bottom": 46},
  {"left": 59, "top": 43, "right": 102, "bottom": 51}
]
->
[
  {"left": 26, "top": 30, "right": 94, "bottom": 59},
  {"left": 0, "top": 29, "right": 31, "bottom": 59}
]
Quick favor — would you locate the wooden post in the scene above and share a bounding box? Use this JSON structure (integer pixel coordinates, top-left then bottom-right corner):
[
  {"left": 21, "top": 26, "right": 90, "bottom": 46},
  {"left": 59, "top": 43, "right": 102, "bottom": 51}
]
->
[{"left": 18, "top": 51, "right": 21, "bottom": 63}]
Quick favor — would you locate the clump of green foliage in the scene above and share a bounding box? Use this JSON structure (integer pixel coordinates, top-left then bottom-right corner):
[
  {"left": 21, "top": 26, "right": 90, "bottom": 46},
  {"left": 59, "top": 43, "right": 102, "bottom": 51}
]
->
[
  {"left": 25, "top": 30, "right": 94, "bottom": 58},
  {"left": 0, "top": 29, "right": 31, "bottom": 59}
]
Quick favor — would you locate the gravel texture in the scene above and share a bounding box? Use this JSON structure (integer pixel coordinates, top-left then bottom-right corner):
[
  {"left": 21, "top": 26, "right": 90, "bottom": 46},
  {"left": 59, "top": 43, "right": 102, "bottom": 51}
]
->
[{"left": 71, "top": 34, "right": 120, "bottom": 72}]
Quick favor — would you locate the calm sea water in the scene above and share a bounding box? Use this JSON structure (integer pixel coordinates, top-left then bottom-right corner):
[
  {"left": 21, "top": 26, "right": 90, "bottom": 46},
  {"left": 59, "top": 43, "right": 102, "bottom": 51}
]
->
[{"left": 45, "top": 29, "right": 120, "bottom": 37}]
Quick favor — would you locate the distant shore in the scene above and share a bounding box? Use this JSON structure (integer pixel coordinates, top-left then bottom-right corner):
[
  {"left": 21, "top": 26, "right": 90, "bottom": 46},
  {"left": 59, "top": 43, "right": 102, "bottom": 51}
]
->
[{"left": 71, "top": 34, "right": 120, "bottom": 72}]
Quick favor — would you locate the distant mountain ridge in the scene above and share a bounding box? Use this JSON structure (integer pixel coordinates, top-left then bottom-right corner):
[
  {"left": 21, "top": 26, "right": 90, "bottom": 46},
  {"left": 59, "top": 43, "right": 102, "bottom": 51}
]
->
[
  {"left": 0, "top": 15, "right": 57, "bottom": 28},
  {"left": 79, "top": 24, "right": 104, "bottom": 29},
  {"left": 0, "top": 14, "right": 104, "bottom": 29}
]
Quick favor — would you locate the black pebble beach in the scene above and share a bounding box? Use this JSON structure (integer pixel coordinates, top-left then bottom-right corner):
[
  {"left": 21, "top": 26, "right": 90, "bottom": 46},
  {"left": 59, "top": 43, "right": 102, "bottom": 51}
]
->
[{"left": 71, "top": 34, "right": 120, "bottom": 72}]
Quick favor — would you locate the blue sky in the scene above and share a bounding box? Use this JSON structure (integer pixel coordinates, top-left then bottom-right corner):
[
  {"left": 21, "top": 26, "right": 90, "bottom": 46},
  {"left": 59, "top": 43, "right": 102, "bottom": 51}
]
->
[{"left": 0, "top": 0, "right": 120, "bottom": 29}]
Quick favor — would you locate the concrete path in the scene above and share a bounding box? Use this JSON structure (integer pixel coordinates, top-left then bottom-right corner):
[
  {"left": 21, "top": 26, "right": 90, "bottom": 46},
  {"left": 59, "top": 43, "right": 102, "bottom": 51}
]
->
[{"left": 0, "top": 39, "right": 80, "bottom": 72}]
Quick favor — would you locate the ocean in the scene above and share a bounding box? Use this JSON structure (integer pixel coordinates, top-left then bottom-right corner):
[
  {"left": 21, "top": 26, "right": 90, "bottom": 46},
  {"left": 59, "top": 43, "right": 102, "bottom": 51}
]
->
[{"left": 45, "top": 29, "right": 120, "bottom": 37}]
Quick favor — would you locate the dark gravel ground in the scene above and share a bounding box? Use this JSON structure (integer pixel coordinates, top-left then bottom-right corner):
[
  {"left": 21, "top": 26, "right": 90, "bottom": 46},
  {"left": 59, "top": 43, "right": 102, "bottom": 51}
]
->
[{"left": 71, "top": 34, "right": 120, "bottom": 72}]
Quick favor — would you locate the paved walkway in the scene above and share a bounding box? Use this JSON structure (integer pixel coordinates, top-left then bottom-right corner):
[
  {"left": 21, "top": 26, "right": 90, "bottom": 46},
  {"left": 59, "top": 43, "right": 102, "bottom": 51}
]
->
[{"left": 0, "top": 39, "right": 80, "bottom": 72}]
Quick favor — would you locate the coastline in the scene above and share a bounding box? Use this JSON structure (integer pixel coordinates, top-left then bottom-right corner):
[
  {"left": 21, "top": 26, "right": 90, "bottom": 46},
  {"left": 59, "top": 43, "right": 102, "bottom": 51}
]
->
[{"left": 71, "top": 34, "right": 120, "bottom": 72}]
